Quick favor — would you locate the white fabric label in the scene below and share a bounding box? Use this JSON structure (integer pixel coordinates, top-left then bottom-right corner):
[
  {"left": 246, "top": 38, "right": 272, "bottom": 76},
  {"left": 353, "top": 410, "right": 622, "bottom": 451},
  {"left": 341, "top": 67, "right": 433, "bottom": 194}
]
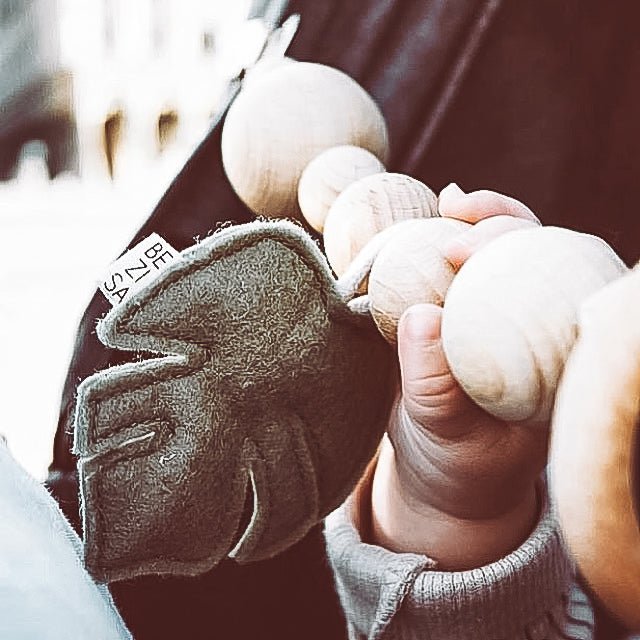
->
[{"left": 99, "top": 233, "right": 179, "bottom": 306}]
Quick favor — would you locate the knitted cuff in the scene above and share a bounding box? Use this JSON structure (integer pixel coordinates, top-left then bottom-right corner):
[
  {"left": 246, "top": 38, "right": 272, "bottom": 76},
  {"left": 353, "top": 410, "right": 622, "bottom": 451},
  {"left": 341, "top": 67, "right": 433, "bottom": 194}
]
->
[{"left": 325, "top": 469, "right": 584, "bottom": 640}]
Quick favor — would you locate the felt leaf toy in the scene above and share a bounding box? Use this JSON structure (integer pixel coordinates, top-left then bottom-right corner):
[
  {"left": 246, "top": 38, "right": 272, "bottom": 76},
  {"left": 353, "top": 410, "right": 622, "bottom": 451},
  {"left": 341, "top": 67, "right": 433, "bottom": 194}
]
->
[{"left": 74, "top": 220, "right": 395, "bottom": 583}]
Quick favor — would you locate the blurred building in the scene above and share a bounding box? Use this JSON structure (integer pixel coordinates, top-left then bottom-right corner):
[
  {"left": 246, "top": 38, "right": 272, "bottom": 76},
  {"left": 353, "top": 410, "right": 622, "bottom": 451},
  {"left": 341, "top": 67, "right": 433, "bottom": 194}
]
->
[{"left": 0, "top": 0, "right": 266, "bottom": 181}]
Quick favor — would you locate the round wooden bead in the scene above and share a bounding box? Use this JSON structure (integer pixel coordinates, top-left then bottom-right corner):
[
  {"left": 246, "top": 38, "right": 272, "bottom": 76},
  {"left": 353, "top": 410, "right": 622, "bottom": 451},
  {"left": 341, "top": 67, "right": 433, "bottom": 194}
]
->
[
  {"left": 221, "top": 62, "right": 388, "bottom": 220},
  {"left": 298, "top": 145, "right": 385, "bottom": 233},
  {"left": 323, "top": 173, "right": 438, "bottom": 277},
  {"left": 441, "top": 226, "right": 627, "bottom": 423},
  {"left": 368, "top": 217, "right": 469, "bottom": 343}
]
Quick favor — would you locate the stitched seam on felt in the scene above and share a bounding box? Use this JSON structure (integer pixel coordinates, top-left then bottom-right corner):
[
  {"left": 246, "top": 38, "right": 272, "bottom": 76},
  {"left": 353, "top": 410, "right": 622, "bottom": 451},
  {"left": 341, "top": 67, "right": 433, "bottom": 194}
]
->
[
  {"left": 82, "top": 418, "right": 173, "bottom": 468},
  {"left": 114, "top": 231, "right": 347, "bottom": 343},
  {"left": 232, "top": 420, "right": 319, "bottom": 562},
  {"left": 82, "top": 356, "right": 206, "bottom": 444},
  {"left": 87, "top": 442, "right": 248, "bottom": 575},
  {"left": 87, "top": 410, "right": 320, "bottom": 572},
  {"left": 82, "top": 353, "right": 207, "bottom": 401},
  {"left": 84, "top": 389, "right": 318, "bottom": 573}
]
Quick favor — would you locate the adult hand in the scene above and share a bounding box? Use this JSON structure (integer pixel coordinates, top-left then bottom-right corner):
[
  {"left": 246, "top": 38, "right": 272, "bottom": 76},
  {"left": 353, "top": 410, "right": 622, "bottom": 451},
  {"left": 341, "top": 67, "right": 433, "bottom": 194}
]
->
[{"left": 371, "top": 184, "right": 548, "bottom": 570}]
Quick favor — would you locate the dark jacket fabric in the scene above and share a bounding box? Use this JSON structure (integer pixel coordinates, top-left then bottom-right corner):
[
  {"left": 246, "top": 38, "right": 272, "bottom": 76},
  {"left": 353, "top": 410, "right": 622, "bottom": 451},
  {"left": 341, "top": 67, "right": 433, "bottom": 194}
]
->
[{"left": 47, "top": 1, "right": 640, "bottom": 638}]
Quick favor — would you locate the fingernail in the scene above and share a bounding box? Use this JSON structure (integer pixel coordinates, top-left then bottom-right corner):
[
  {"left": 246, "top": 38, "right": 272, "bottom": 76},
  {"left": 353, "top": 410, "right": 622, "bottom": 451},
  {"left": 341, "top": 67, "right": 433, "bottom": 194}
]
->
[
  {"left": 438, "top": 183, "right": 466, "bottom": 215},
  {"left": 441, "top": 182, "right": 465, "bottom": 198},
  {"left": 399, "top": 304, "right": 442, "bottom": 341}
]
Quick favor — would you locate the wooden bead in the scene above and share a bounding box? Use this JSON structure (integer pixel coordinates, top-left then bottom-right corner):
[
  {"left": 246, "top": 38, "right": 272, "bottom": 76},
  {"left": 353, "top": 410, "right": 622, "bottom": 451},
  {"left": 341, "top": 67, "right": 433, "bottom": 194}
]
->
[
  {"left": 550, "top": 267, "right": 640, "bottom": 630},
  {"left": 298, "top": 145, "right": 385, "bottom": 233},
  {"left": 221, "top": 62, "right": 388, "bottom": 220},
  {"left": 323, "top": 173, "right": 438, "bottom": 277},
  {"left": 441, "top": 226, "right": 628, "bottom": 423},
  {"left": 368, "top": 217, "right": 469, "bottom": 343}
]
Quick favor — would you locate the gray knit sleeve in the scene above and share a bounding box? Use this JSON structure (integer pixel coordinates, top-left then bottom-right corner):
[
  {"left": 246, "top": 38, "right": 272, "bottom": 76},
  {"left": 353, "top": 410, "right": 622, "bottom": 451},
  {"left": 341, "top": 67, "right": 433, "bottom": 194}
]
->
[{"left": 324, "top": 481, "right": 595, "bottom": 640}]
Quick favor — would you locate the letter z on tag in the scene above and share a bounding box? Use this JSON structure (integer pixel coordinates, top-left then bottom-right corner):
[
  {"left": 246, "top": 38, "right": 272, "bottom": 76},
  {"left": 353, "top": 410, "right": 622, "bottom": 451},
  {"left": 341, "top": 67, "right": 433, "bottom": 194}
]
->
[{"left": 99, "top": 233, "right": 179, "bottom": 306}]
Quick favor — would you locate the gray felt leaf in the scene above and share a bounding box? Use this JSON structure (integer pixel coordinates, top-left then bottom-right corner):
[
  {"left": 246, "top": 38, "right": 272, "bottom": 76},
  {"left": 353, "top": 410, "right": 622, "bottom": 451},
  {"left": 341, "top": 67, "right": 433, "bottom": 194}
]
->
[{"left": 74, "top": 220, "right": 395, "bottom": 583}]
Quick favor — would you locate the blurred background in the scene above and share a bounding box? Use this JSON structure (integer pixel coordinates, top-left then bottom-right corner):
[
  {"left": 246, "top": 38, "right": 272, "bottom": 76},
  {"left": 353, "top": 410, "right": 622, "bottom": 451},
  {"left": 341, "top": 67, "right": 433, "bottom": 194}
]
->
[{"left": 0, "top": 0, "right": 279, "bottom": 478}]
